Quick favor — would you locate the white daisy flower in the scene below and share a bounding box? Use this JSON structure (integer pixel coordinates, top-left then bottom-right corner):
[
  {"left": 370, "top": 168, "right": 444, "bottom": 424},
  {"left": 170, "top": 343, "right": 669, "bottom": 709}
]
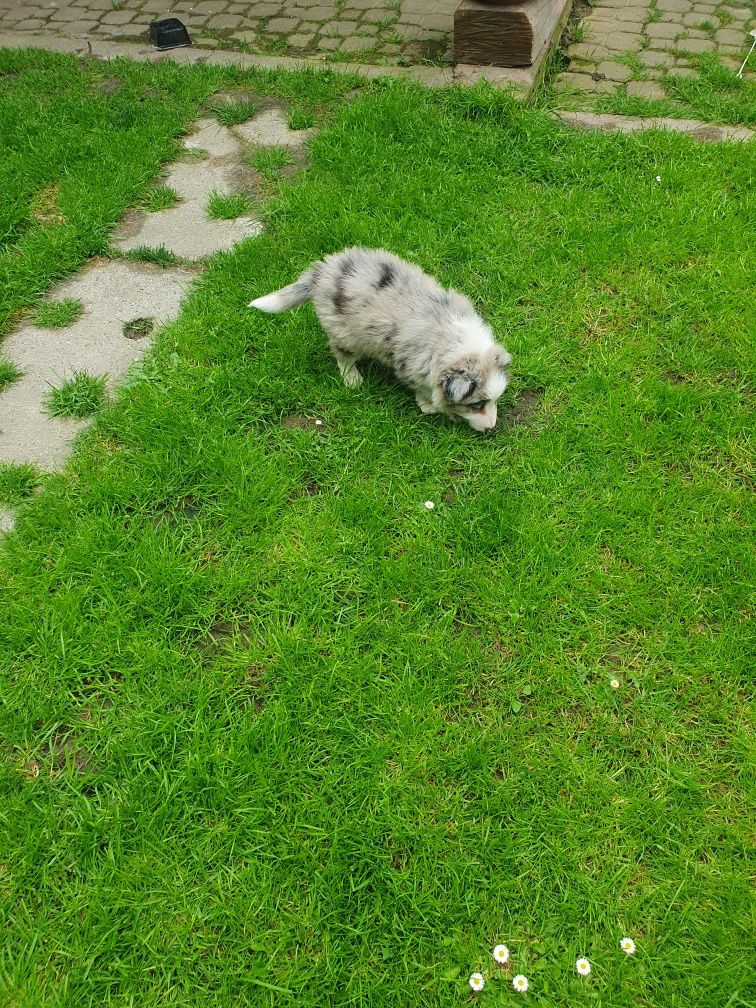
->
[
  {"left": 610, "top": 678, "right": 620, "bottom": 689},
  {"left": 655, "top": 175, "right": 662, "bottom": 182},
  {"left": 423, "top": 500, "right": 435, "bottom": 510},
  {"left": 468, "top": 972, "right": 484, "bottom": 992},
  {"left": 512, "top": 974, "right": 529, "bottom": 993},
  {"left": 493, "top": 944, "right": 510, "bottom": 964},
  {"left": 620, "top": 937, "right": 636, "bottom": 955},
  {"left": 576, "top": 957, "right": 591, "bottom": 976}
]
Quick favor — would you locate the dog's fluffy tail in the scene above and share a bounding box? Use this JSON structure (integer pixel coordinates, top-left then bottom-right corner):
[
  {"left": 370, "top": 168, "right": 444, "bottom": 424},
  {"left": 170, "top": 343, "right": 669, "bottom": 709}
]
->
[{"left": 248, "top": 266, "right": 317, "bottom": 313}]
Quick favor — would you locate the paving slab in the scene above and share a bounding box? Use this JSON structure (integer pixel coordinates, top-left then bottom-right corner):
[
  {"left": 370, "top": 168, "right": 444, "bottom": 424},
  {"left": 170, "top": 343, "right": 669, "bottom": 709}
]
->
[
  {"left": 114, "top": 203, "right": 263, "bottom": 259},
  {"left": 0, "top": 260, "right": 195, "bottom": 470},
  {"left": 555, "top": 109, "right": 754, "bottom": 142},
  {"left": 234, "top": 108, "right": 316, "bottom": 147},
  {"left": 0, "top": 508, "right": 16, "bottom": 533},
  {"left": 183, "top": 117, "right": 243, "bottom": 158}
]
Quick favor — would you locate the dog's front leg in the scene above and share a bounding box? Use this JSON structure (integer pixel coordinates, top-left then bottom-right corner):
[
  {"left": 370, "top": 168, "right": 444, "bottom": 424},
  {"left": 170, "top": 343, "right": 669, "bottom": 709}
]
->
[{"left": 415, "top": 393, "right": 440, "bottom": 415}]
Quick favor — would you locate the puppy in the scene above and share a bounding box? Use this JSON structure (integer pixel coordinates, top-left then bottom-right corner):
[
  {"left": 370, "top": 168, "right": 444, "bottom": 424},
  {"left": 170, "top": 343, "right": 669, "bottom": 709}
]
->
[{"left": 249, "top": 247, "right": 511, "bottom": 433}]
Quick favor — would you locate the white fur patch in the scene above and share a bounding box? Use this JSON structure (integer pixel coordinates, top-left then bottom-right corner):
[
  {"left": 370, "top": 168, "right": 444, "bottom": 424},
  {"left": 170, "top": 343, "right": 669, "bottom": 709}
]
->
[
  {"left": 487, "top": 370, "right": 508, "bottom": 400},
  {"left": 248, "top": 292, "right": 284, "bottom": 312},
  {"left": 452, "top": 315, "right": 494, "bottom": 355}
]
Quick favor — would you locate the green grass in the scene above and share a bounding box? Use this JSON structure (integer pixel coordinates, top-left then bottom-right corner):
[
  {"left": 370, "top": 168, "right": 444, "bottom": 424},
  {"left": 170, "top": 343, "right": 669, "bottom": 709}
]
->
[
  {"left": 0, "top": 356, "right": 22, "bottom": 390},
  {"left": 123, "top": 245, "right": 182, "bottom": 267},
  {"left": 251, "top": 146, "right": 293, "bottom": 180},
  {"left": 206, "top": 190, "right": 252, "bottom": 220},
  {"left": 32, "top": 297, "right": 84, "bottom": 328},
  {"left": 0, "top": 460, "right": 40, "bottom": 505},
  {"left": 210, "top": 96, "right": 260, "bottom": 126},
  {"left": 1, "top": 52, "right": 754, "bottom": 1008},
  {"left": 143, "top": 184, "right": 181, "bottom": 212},
  {"left": 44, "top": 370, "right": 108, "bottom": 419},
  {"left": 288, "top": 105, "right": 317, "bottom": 130}
]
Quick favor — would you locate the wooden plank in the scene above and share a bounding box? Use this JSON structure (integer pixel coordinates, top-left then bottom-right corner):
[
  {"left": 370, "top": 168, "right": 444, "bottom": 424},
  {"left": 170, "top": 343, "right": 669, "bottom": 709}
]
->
[{"left": 454, "top": 0, "right": 567, "bottom": 67}]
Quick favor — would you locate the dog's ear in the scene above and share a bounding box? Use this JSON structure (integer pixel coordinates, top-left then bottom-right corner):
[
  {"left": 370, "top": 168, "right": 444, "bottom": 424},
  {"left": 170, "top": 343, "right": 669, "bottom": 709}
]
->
[
  {"left": 495, "top": 348, "right": 512, "bottom": 369},
  {"left": 443, "top": 368, "right": 478, "bottom": 403}
]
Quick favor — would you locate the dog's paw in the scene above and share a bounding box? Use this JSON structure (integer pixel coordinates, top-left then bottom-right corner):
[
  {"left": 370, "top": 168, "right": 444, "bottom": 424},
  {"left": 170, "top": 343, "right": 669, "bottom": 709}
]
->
[
  {"left": 342, "top": 368, "right": 363, "bottom": 388},
  {"left": 416, "top": 397, "right": 439, "bottom": 415}
]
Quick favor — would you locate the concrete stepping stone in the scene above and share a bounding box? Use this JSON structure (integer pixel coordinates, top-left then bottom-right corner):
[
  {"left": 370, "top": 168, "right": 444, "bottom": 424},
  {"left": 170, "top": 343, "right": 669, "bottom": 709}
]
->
[
  {"left": 0, "top": 260, "right": 195, "bottom": 470},
  {"left": 234, "top": 108, "right": 315, "bottom": 148},
  {"left": 113, "top": 201, "right": 263, "bottom": 260},
  {"left": 112, "top": 118, "right": 264, "bottom": 260},
  {"left": 0, "top": 508, "right": 15, "bottom": 533},
  {"left": 183, "top": 117, "right": 241, "bottom": 158}
]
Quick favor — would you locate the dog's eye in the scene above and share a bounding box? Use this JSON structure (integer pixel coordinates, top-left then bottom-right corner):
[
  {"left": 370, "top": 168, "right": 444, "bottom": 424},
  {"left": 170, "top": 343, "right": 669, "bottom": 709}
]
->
[{"left": 467, "top": 400, "right": 487, "bottom": 412}]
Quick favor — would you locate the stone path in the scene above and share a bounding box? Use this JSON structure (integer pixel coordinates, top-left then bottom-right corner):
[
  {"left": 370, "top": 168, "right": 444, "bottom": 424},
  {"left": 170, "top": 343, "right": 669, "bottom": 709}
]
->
[
  {"left": 555, "top": 107, "right": 754, "bottom": 138},
  {"left": 0, "top": 0, "right": 456, "bottom": 66},
  {"left": 558, "top": 0, "right": 755, "bottom": 100},
  {"left": 0, "top": 105, "right": 312, "bottom": 530}
]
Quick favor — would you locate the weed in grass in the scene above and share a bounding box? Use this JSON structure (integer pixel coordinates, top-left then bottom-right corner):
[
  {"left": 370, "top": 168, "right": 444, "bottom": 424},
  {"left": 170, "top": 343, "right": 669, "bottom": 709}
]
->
[
  {"left": 143, "top": 185, "right": 180, "bottom": 212},
  {"left": 124, "top": 245, "right": 181, "bottom": 267},
  {"left": 206, "top": 191, "right": 251, "bottom": 220},
  {"left": 211, "top": 97, "right": 259, "bottom": 126},
  {"left": 0, "top": 357, "right": 23, "bottom": 390},
  {"left": 288, "top": 105, "right": 316, "bottom": 130},
  {"left": 44, "top": 370, "right": 107, "bottom": 419},
  {"left": 0, "top": 461, "right": 39, "bottom": 505},
  {"left": 250, "top": 146, "right": 292, "bottom": 179},
  {"left": 32, "top": 298, "right": 84, "bottom": 328}
]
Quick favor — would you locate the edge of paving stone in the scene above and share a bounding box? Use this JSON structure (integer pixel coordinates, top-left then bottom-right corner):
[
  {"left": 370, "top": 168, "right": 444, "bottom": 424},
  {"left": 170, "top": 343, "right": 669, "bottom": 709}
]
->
[
  {"left": 554, "top": 109, "right": 754, "bottom": 142},
  {"left": 0, "top": 29, "right": 545, "bottom": 93}
]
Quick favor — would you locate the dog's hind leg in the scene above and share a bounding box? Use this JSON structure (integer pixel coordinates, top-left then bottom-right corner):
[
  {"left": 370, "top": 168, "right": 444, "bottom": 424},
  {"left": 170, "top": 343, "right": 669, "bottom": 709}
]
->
[{"left": 332, "top": 348, "right": 363, "bottom": 388}]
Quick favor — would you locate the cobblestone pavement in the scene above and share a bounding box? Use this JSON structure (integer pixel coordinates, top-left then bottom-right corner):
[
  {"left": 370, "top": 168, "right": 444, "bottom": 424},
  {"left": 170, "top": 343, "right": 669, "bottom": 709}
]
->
[
  {"left": 0, "top": 0, "right": 456, "bottom": 66},
  {"left": 558, "top": 0, "right": 755, "bottom": 100}
]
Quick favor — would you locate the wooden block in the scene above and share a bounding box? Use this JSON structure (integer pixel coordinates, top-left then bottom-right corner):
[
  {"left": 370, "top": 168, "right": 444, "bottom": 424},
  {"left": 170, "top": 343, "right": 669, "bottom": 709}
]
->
[{"left": 454, "top": 0, "right": 562, "bottom": 67}]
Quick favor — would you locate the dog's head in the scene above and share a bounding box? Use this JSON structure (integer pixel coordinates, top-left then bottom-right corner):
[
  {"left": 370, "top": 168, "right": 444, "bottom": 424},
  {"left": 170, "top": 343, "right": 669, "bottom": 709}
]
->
[{"left": 439, "top": 345, "right": 512, "bottom": 433}]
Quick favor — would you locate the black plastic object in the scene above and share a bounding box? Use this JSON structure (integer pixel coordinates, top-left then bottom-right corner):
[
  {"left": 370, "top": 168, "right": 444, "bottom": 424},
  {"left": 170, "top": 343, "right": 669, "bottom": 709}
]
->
[{"left": 149, "top": 18, "right": 191, "bottom": 50}]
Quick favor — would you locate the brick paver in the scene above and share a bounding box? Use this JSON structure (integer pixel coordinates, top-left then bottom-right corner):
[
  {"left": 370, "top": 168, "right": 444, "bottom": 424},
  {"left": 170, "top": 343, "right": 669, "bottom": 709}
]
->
[
  {"left": 557, "top": 0, "right": 755, "bottom": 100},
  {"left": 0, "top": 0, "right": 457, "bottom": 66}
]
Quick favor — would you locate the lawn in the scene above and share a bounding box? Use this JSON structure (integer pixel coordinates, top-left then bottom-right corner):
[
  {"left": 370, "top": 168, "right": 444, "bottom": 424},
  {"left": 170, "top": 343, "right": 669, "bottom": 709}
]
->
[{"left": 1, "top": 50, "right": 754, "bottom": 1008}]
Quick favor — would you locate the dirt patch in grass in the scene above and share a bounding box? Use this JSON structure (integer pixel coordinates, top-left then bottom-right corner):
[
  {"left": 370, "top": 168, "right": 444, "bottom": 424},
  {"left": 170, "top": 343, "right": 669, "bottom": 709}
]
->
[
  {"left": 95, "top": 76, "right": 123, "bottom": 95},
  {"left": 31, "top": 183, "right": 65, "bottom": 227},
  {"left": 123, "top": 317, "right": 155, "bottom": 340},
  {"left": 39, "top": 729, "right": 92, "bottom": 775},
  {"left": 499, "top": 387, "right": 545, "bottom": 429},
  {"left": 281, "top": 413, "right": 326, "bottom": 432},
  {"left": 196, "top": 619, "right": 254, "bottom": 657}
]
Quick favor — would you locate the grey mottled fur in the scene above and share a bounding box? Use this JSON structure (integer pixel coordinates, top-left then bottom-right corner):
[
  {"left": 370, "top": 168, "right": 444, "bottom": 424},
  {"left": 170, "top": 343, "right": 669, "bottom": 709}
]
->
[{"left": 249, "top": 247, "right": 512, "bottom": 432}]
